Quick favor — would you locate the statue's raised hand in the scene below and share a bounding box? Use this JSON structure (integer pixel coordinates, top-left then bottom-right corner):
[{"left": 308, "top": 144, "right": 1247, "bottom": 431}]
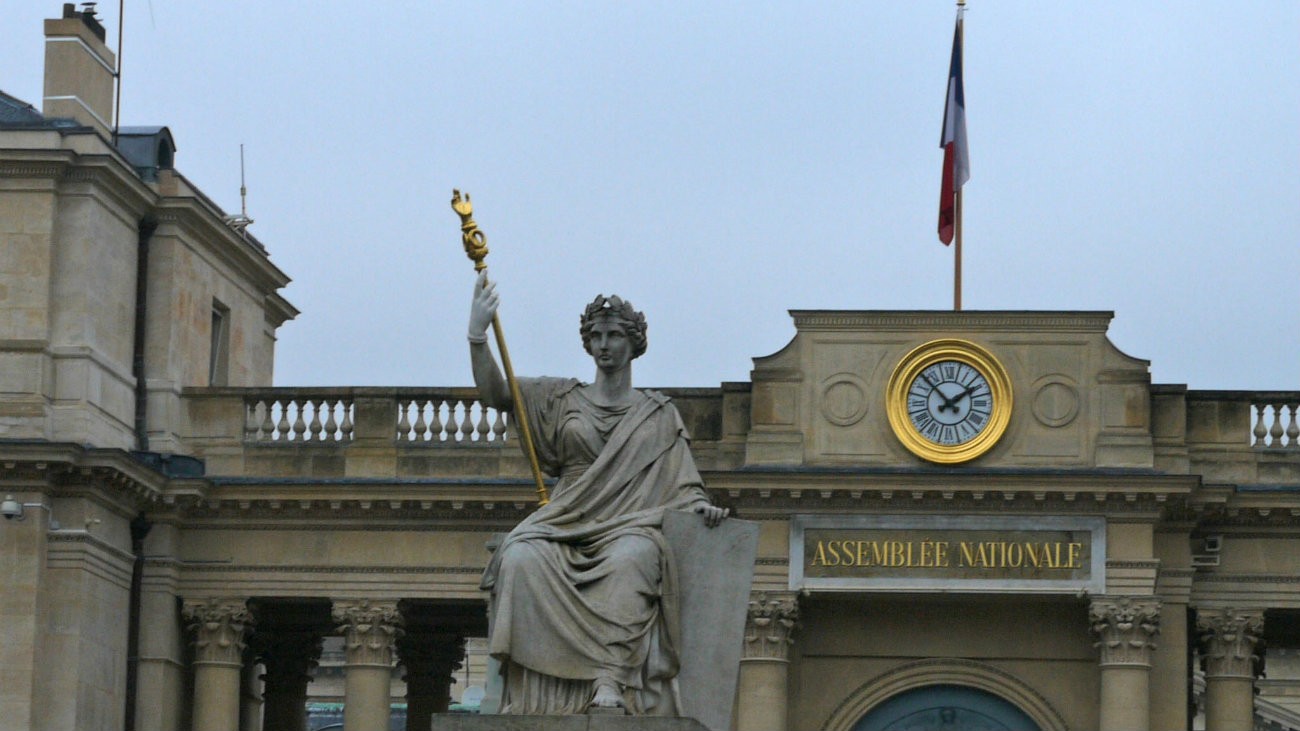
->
[{"left": 469, "top": 271, "right": 499, "bottom": 342}]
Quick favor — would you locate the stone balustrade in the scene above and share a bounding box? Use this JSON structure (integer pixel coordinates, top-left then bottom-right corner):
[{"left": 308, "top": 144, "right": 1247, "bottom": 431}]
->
[
  {"left": 1182, "top": 391, "right": 1300, "bottom": 449},
  {"left": 397, "top": 390, "right": 510, "bottom": 444},
  {"left": 225, "top": 388, "right": 512, "bottom": 445},
  {"left": 184, "top": 387, "right": 1300, "bottom": 481},
  {"left": 184, "top": 386, "right": 741, "bottom": 478},
  {"left": 1250, "top": 395, "right": 1300, "bottom": 449}
]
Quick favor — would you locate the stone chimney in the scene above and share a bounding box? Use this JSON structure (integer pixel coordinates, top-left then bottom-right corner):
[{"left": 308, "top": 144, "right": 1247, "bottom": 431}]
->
[{"left": 43, "top": 3, "right": 116, "bottom": 136}]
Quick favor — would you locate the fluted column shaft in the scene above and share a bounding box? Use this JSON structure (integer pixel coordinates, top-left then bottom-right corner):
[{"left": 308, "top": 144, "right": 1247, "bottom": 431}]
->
[
  {"left": 1090, "top": 596, "right": 1160, "bottom": 731},
  {"left": 184, "top": 599, "right": 253, "bottom": 731},
  {"left": 735, "top": 592, "right": 799, "bottom": 731},
  {"left": 1198, "top": 608, "right": 1264, "bottom": 731},
  {"left": 334, "top": 600, "right": 403, "bottom": 731}
]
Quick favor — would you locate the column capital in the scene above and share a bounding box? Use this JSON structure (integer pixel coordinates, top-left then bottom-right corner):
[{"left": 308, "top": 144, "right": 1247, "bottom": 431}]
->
[
  {"left": 398, "top": 632, "right": 465, "bottom": 684},
  {"left": 1197, "top": 607, "right": 1264, "bottom": 680},
  {"left": 1089, "top": 595, "right": 1161, "bottom": 667},
  {"left": 254, "top": 630, "right": 324, "bottom": 689},
  {"left": 333, "top": 599, "right": 404, "bottom": 667},
  {"left": 743, "top": 591, "right": 800, "bottom": 661},
  {"left": 183, "top": 598, "right": 253, "bottom": 666}
]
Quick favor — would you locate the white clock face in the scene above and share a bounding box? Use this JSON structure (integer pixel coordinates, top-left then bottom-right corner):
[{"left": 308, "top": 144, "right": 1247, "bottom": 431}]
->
[{"left": 906, "top": 360, "right": 993, "bottom": 446}]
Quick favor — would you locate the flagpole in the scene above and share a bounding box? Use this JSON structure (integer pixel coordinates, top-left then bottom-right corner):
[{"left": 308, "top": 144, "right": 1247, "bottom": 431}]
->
[
  {"left": 954, "top": 188, "right": 962, "bottom": 311},
  {"left": 953, "top": 0, "right": 965, "bottom": 312}
]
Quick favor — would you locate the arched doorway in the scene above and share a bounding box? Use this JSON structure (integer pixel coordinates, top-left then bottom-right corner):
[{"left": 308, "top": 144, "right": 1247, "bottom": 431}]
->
[{"left": 852, "top": 684, "right": 1041, "bottom": 731}]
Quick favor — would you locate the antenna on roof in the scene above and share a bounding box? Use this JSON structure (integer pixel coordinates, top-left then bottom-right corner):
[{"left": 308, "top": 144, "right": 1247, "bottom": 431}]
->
[
  {"left": 223, "top": 144, "right": 254, "bottom": 235},
  {"left": 112, "top": 0, "right": 123, "bottom": 144}
]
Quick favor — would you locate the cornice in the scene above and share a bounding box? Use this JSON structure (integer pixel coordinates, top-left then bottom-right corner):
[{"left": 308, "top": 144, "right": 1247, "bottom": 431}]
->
[
  {"left": 789, "top": 310, "right": 1114, "bottom": 333},
  {"left": 183, "top": 564, "right": 484, "bottom": 575},
  {"left": 153, "top": 200, "right": 292, "bottom": 299}
]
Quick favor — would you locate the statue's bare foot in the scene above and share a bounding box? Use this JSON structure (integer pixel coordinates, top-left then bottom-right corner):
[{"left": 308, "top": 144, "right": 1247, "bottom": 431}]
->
[{"left": 590, "top": 677, "right": 625, "bottom": 710}]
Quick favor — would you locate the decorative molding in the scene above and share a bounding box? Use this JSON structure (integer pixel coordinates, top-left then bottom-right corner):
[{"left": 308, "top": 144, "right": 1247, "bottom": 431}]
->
[
  {"left": 1090, "top": 596, "right": 1161, "bottom": 667},
  {"left": 820, "top": 658, "right": 1069, "bottom": 731},
  {"left": 183, "top": 598, "right": 252, "bottom": 666},
  {"left": 1031, "top": 375, "right": 1080, "bottom": 429},
  {"left": 789, "top": 311, "right": 1113, "bottom": 333},
  {"left": 334, "top": 600, "right": 403, "bottom": 667},
  {"left": 1197, "top": 607, "right": 1264, "bottom": 680},
  {"left": 182, "top": 564, "right": 485, "bottom": 575},
  {"left": 1195, "top": 574, "right": 1300, "bottom": 585},
  {"left": 743, "top": 591, "right": 799, "bottom": 661},
  {"left": 819, "top": 373, "right": 869, "bottom": 427},
  {"left": 1105, "top": 559, "right": 1161, "bottom": 570}
]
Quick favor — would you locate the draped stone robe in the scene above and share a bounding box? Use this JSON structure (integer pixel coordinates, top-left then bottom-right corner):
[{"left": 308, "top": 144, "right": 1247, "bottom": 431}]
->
[{"left": 481, "top": 377, "right": 712, "bottom": 714}]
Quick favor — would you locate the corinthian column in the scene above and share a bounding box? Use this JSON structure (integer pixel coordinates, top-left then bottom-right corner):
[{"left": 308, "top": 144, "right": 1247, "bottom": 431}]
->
[
  {"left": 257, "top": 631, "right": 323, "bottom": 731},
  {"left": 1090, "top": 596, "right": 1160, "bottom": 731},
  {"left": 735, "top": 592, "right": 799, "bottom": 731},
  {"left": 184, "top": 599, "right": 253, "bottom": 731},
  {"left": 399, "top": 633, "right": 465, "bottom": 731},
  {"left": 334, "top": 600, "right": 403, "bottom": 731},
  {"left": 1198, "top": 608, "right": 1264, "bottom": 731}
]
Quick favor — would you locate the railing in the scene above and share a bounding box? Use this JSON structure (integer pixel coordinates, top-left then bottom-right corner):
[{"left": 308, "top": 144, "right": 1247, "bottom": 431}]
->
[
  {"left": 397, "top": 391, "right": 510, "bottom": 443},
  {"left": 1160, "top": 390, "right": 1300, "bottom": 456},
  {"left": 246, "top": 395, "right": 354, "bottom": 442},
  {"left": 238, "top": 388, "right": 510, "bottom": 444},
  {"left": 1251, "top": 396, "right": 1300, "bottom": 449}
]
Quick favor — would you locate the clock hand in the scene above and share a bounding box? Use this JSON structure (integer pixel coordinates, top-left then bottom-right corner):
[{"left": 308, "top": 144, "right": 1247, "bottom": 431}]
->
[{"left": 920, "top": 373, "right": 957, "bottom": 413}]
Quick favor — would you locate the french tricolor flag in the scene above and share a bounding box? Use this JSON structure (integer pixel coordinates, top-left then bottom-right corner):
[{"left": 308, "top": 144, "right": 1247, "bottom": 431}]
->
[{"left": 938, "top": 11, "right": 969, "bottom": 246}]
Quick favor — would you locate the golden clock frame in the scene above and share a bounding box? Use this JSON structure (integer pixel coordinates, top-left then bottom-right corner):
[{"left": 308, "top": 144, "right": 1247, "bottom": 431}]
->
[{"left": 886, "top": 338, "right": 1013, "bottom": 465}]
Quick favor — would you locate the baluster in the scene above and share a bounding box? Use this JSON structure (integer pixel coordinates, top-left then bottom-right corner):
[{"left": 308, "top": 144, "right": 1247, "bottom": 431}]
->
[
  {"left": 491, "top": 407, "right": 507, "bottom": 442},
  {"left": 397, "top": 399, "right": 412, "bottom": 441},
  {"left": 1288, "top": 403, "right": 1300, "bottom": 449},
  {"left": 429, "top": 398, "right": 445, "bottom": 442},
  {"left": 276, "top": 399, "right": 291, "bottom": 441},
  {"left": 1269, "top": 403, "right": 1285, "bottom": 448},
  {"left": 291, "top": 400, "right": 307, "bottom": 441},
  {"left": 475, "top": 400, "right": 491, "bottom": 442},
  {"left": 308, "top": 399, "right": 324, "bottom": 441},
  {"left": 413, "top": 399, "right": 429, "bottom": 442},
  {"left": 1253, "top": 403, "right": 1268, "bottom": 447},
  {"left": 323, "top": 399, "right": 338, "bottom": 441},
  {"left": 245, "top": 400, "right": 260, "bottom": 441},
  {"left": 257, "top": 399, "right": 273, "bottom": 441},
  {"left": 459, "top": 399, "right": 475, "bottom": 442},
  {"left": 340, "top": 402, "right": 354, "bottom": 441}
]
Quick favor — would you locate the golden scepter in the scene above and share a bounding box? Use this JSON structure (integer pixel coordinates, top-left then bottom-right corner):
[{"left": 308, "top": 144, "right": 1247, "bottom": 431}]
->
[{"left": 451, "top": 190, "right": 549, "bottom": 505}]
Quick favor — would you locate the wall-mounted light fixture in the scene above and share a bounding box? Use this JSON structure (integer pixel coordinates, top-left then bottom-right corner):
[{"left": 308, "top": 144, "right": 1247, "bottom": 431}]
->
[{"left": 2, "top": 494, "right": 54, "bottom": 523}]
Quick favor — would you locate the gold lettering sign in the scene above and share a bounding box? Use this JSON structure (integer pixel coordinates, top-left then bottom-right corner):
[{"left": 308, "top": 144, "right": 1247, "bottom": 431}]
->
[{"left": 804, "top": 529, "right": 1092, "bottom": 582}]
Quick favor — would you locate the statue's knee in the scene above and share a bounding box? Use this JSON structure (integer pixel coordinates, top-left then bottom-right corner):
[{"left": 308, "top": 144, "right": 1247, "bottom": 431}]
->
[{"left": 607, "top": 534, "right": 659, "bottom": 564}]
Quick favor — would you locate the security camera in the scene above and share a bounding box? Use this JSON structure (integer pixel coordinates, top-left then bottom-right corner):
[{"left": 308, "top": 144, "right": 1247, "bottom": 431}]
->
[{"left": 1, "top": 495, "right": 22, "bottom": 521}]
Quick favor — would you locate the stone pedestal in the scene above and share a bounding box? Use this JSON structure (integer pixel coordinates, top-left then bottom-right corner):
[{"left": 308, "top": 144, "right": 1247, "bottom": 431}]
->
[
  {"left": 1090, "top": 596, "right": 1160, "bottom": 731},
  {"left": 735, "top": 592, "right": 799, "bottom": 731},
  {"left": 184, "top": 599, "right": 252, "bottom": 731},
  {"left": 1198, "top": 608, "right": 1264, "bottom": 731},
  {"left": 334, "top": 600, "right": 403, "bottom": 731}
]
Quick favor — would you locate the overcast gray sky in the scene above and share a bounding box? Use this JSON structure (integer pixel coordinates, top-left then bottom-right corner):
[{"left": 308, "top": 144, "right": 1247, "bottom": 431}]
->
[{"left": 4, "top": 2, "right": 1297, "bottom": 390}]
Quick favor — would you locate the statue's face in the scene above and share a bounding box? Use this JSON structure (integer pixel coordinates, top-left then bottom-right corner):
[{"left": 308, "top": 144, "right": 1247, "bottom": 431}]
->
[{"left": 586, "top": 319, "right": 633, "bottom": 373}]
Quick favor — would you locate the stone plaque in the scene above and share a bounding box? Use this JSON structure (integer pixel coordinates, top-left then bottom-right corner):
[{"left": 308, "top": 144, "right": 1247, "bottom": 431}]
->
[{"left": 790, "top": 515, "right": 1105, "bottom": 594}]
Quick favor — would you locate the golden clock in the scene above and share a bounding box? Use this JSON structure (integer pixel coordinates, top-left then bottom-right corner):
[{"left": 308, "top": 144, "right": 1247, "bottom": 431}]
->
[{"left": 886, "top": 339, "right": 1012, "bottom": 464}]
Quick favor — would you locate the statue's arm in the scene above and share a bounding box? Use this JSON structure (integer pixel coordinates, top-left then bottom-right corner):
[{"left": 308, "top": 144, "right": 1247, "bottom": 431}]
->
[{"left": 468, "top": 272, "right": 512, "bottom": 410}]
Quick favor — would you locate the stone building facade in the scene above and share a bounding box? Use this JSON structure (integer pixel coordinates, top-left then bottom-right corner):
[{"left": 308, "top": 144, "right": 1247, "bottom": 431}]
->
[{"left": 3, "top": 7, "right": 1300, "bottom": 731}]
